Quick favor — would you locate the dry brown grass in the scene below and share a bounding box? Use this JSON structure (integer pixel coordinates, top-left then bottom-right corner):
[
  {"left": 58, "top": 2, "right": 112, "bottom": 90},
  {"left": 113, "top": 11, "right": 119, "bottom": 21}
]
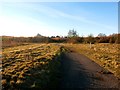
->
[
  {"left": 2, "top": 43, "right": 63, "bottom": 89},
  {"left": 63, "top": 43, "right": 120, "bottom": 79}
]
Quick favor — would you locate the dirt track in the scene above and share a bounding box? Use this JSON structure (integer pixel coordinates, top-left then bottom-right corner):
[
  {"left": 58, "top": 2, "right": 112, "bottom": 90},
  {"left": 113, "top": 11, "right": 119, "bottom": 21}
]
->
[{"left": 59, "top": 52, "right": 120, "bottom": 88}]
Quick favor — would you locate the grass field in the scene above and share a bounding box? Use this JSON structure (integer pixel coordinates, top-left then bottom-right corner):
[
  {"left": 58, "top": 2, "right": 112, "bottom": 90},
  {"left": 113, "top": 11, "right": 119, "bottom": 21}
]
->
[
  {"left": 1, "top": 43, "right": 120, "bottom": 89},
  {"left": 63, "top": 43, "right": 120, "bottom": 78},
  {"left": 1, "top": 44, "right": 64, "bottom": 89}
]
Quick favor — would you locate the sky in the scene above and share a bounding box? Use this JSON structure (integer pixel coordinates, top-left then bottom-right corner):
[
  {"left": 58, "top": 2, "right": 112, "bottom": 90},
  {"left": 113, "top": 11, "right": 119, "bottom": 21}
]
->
[{"left": 0, "top": 2, "right": 118, "bottom": 37}]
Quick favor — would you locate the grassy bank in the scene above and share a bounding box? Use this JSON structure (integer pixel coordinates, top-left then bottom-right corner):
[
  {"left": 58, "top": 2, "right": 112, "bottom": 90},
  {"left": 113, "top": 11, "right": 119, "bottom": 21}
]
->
[
  {"left": 2, "top": 44, "right": 64, "bottom": 89},
  {"left": 63, "top": 43, "right": 120, "bottom": 79}
]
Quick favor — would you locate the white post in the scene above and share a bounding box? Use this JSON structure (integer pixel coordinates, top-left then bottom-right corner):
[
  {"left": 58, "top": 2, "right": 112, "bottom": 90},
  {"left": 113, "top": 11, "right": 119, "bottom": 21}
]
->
[{"left": 90, "top": 42, "right": 91, "bottom": 49}]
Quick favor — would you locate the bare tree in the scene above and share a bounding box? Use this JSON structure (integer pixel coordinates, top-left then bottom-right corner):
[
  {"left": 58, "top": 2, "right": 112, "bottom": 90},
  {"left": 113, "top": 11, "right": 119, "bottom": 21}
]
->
[{"left": 68, "top": 29, "right": 78, "bottom": 37}]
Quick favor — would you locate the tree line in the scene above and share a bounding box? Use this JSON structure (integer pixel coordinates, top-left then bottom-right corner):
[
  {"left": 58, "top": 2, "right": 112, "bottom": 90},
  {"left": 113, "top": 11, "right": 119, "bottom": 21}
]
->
[{"left": 2, "top": 30, "right": 120, "bottom": 48}]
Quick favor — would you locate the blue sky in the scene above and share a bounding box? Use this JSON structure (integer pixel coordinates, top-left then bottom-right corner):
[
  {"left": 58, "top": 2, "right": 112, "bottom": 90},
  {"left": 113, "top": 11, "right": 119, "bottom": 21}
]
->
[{"left": 0, "top": 2, "right": 118, "bottom": 37}]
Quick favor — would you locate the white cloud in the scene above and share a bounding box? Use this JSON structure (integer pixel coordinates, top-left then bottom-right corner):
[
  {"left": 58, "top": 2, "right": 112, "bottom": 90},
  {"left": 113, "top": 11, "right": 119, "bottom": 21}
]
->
[
  {"left": 32, "top": 5, "right": 117, "bottom": 32},
  {"left": 1, "top": 3, "right": 117, "bottom": 37}
]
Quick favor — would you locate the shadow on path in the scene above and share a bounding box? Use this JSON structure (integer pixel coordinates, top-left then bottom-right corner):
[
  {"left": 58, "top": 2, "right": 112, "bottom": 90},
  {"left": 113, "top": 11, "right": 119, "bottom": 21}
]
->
[{"left": 59, "top": 52, "right": 120, "bottom": 88}]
